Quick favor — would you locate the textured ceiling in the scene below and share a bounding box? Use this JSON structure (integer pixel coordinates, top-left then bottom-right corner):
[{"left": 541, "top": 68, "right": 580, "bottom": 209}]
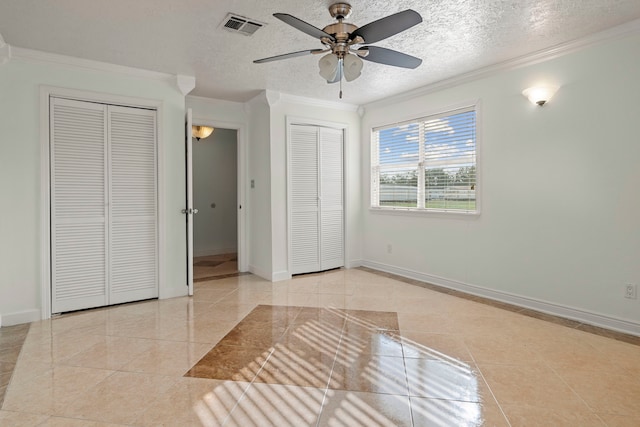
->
[{"left": 1, "top": 1, "right": 640, "bottom": 105}]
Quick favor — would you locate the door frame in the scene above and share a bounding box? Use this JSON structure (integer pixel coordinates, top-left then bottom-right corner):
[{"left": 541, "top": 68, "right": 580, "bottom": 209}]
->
[
  {"left": 285, "top": 116, "right": 348, "bottom": 276},
  {"left": 40, "top": 86, "right": 164, "bottom": 320},
  {"left": 190, "top": 116, "right": 248, "bottom": 273},
  {"left": 186, "top": 109, "right": 194, "bottom": 296}
]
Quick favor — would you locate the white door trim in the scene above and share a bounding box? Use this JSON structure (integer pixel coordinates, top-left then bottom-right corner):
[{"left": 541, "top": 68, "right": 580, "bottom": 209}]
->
[
  {"left": 285, "top": 116, "right": 349, "bottom": 277},
  {"left": 186, "top": 109, "right": 194, "bottom": 296},
  {"left": 191, "top": 116, "right": 248, "bottom": 272},
  {"left": 40, "top": 85, "right": 164, "bottom": 320}
]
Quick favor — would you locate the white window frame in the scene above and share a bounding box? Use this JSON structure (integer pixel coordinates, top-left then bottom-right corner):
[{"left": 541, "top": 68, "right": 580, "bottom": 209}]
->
[{"left": 370, "top": 102, "right": 481, "bottom": 217}]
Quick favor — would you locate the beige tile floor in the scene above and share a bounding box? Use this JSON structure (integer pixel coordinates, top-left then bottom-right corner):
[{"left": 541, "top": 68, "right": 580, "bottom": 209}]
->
[
  {"left": 1, "top": 268, "right": 639, "bottom": 426},
  {"left": 193, "top": 254, "right": 242, "bottom": 282}
]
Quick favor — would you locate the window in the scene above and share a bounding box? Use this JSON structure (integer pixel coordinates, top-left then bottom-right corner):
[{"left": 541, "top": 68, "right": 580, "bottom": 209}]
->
[{"left": 371, "top": 105, "right": 478, "bottom": 214}]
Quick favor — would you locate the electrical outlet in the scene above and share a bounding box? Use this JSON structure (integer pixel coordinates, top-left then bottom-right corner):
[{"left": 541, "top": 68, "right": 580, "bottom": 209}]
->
[
  {"left": 386, "top": 244, "right": 392, "bottom": 254},
  {"left": 625, "top": 284, "right": 637, "bottom": 299}
]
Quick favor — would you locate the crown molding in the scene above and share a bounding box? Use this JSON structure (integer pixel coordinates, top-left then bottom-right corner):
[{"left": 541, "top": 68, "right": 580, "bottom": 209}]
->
[
  {"left": 11, "top": 46, "right": 175, "bottom": 83},
  {"left": 265, "top": 89, "right": 281, "bottom": 107},
  {"left": 0, "top": 32, "right": 10, "bottom": 65},
  {"left": 245, "top": 90, "right": 272, "bottom": 109},
  {"left": 176, "top": 74, "right": 196, "bottom": 96},
  {"left": 365, "top": 18, "right": 640, "bottom": 110},
  {"left": 0, "top": 43, "right": 10, "bottom": 65},
  {"left": 280, "top": 92, "right": 359, "bottom": 112}
]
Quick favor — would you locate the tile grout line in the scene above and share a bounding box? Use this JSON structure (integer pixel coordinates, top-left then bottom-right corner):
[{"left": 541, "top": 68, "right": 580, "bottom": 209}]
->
[
  {"left": 543, "top": 361, "right": 601, "bottom": 419},
  {"left": 219, "top": 338, "right": 277, "bottom": 426},
  {"left": 399, "top": 327, "right": 417, "bottom": 427},
  {"left": 220, "top": 305, "right": 313, "bottom": 426},
  {"left": 0, "top": 324, "right": 31, "bottom": 410},
  {"left": 468, "top": 356, "right": 513, "bottom": 427},
  {"left": 314, "top": 314, "right": 348, "bottom": 427}
]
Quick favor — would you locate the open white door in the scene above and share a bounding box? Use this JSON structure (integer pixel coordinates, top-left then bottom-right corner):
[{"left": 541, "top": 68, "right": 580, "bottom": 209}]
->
[{"left": 185, "top": 108, "right": 194, "bottom": 296}]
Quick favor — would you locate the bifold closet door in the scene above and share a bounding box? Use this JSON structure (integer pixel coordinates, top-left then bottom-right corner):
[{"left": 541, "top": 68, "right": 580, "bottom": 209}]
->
[
  {"left": 51, "top": 98, "right": 158, "bottom": 313},
  {"left": 290, "top": 125, "right": 321, "bottom": 274},
  {"left": 319, "top": 127, "right": 344, "bottom": 271},
  {"left": 290, "top": 124, "right": 344, "bottom": 275},
  {"left": 108, "top": 106, "right": 157, "bottom": 305},
  {"left": 51, "top": 98, "right": 108, "bottom": 313}
]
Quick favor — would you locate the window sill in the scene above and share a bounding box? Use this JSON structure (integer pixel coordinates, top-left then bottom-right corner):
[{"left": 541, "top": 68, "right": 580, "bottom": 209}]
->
[{"left": 368, "top": 206, "right": 481, "bottom": 219}]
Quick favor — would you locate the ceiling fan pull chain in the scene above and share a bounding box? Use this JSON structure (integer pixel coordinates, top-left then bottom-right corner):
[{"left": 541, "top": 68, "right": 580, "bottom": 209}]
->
[{"left": 339, "top": 70, "right": 343, "bottom": 99}]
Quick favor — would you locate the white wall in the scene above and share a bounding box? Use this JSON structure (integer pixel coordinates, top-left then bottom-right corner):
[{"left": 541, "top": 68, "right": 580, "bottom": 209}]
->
[
  {"left": 187, "top": 96, "right": 247, "bottom": 125},
  {"left": 192, "top": 128, "right": 238, "bottom": 256},
  {"left": 245, "top": 92, "right": 273, "bottom": 279},
  {"left": 238, "top": 91, "right": 362, "bottom": 281},
  {"left": 0, "top": 53, "right": 187, "bottom": 325},
  {"left": 361, "top": 32, "right": 640, "bottom": 333}
]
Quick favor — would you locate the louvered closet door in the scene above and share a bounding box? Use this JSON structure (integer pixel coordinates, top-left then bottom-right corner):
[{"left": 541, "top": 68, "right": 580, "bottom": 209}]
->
[
  {"left": 108, "top": 106, "right": 158, "bottom": 304},
  {"left": 51, "top": 98, "right": 108, "bottom": 313},
  {"left": 319, "top": 128, "right": 344, "bottom": 270},
  {"left": 290, "top": 125, "right": 320, "bottom": 274},
  {"left": 51, "top": 99, "right": 158, "bottom": 313},
  {"left": 290, "top": 124, "right": 344, "bottom": 275}
]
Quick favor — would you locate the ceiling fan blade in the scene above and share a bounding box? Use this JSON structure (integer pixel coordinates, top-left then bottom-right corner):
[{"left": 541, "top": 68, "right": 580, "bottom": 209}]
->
[
  {"left": 254, "top": 49, "right": 325, "bottom": 64},
  {"left": 274, "top": 13, "right": 336, "bottom": 41},
  {"left": 358, "top": 46, "right": 422, "bottom": 69},
  {"left": 350, "top": 10, "right": 422, "bottom": 44}
]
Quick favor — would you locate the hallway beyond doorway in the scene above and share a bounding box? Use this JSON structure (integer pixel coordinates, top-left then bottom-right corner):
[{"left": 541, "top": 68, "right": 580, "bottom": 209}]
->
[{"left": 193, "top": 253, "right": 243, "bottom": 282}]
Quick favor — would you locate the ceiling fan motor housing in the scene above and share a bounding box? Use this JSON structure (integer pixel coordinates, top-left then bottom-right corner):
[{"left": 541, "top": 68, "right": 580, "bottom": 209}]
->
[
  {"left": 322, "top": 22, "right": 358, "bottom": 57},
  {"left": 328, "top": 3, "right": 352, "bottom": 20}
]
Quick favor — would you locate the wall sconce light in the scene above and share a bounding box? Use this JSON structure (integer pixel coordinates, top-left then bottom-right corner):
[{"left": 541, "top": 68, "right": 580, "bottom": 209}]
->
[
  {"left": 192, "top": 125, "right": 214, "bottom": 141},
  {"left": 522, "top": 85, "right": 559, "bottom": 106}
]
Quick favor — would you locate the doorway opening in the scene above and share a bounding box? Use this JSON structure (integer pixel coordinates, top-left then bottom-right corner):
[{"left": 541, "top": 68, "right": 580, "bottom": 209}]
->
[{"left": 191, "top": 126, "right": 240, "bottom": 282}]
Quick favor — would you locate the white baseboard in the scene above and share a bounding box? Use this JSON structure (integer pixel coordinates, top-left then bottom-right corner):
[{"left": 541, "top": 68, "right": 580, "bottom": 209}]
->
[
  {"left": 345, "top": 259, "right": 363, "bottom": 269},
  {"left": 0, "top": 309, "right": 41, "bottom": 327},
  {"left": 159, "top": 285, "right": 188, "bottom": 300},
  {"left": 249, "top": 264, "right": 271, "bottom": 281},
  {"left": 193, "top": 247, "right": 237, "bottom": 258},
  {"left": 272, "top": 270, "right": 292, "bottom": 282},
  {"left": 247, "top": 265, "right": 290, "bottom": 282},
  {"left": 362, "top": 260, "right": 640, "bottom": 337}
]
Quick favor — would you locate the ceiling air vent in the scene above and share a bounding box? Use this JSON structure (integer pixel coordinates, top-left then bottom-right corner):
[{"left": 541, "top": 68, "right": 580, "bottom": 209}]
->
[{"left": 221, "top": 13, "right": 265, "bottom": 36}]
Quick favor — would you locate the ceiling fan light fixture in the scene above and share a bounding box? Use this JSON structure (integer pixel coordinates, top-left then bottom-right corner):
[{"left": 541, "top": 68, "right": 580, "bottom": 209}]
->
[
  {"left": 318, "top": 53, "right": 339, "bottom": 81},
  {"left": 343, "top": 53, "right": 363, "bottom": 82},
  {"left": 254, "top": 5, "right": 424, "bottom": 97},
  {"left": 192, "top": 125, "right": 214, "bottom": 141}
]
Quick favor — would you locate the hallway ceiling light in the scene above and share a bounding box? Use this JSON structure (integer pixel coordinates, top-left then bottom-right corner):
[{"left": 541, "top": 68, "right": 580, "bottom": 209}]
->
[{"left": 192, "top": 125, "right": 214, "bottom": 141}]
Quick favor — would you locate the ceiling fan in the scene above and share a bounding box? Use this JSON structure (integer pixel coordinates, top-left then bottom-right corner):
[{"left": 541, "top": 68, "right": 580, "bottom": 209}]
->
[{"left": 254, "top": 3, "right": 423, "bottom": 97}]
